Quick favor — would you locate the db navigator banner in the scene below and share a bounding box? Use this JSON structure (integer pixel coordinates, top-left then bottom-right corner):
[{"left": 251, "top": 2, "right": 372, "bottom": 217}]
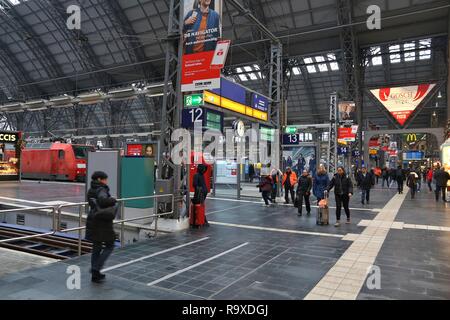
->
[{"left": 181, "top": 0, "right": 223, "bottom": 92}]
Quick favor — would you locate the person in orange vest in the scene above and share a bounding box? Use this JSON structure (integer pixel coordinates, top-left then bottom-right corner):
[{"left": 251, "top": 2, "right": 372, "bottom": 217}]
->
[{"left": 282, "top": 167, "right": 298, "bottom": 204}]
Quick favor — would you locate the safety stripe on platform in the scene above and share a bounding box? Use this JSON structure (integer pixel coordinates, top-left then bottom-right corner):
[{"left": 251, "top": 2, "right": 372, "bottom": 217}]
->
[
  {"left": 147, "top": 242, "right": 249, "bottom": 286},
  {"left": 304, "top": 191, "right": 408, "bottom": 300},
  {"left": 207, "top": 221, "right": 345, "bottom": 238},
  {"left": 102, "top": 237, "right": 210, "bottom": 272}
]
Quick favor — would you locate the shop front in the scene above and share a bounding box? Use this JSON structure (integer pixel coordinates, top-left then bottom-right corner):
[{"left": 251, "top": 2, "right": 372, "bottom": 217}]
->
[{"left": 0, "top": 130, "right": 22, "bottom": 181}]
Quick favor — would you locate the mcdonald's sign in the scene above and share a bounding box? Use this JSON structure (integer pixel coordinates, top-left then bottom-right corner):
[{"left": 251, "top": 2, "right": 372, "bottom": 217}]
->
[{"left": 403, "top": 133, "right": 424, "bottom": 143}]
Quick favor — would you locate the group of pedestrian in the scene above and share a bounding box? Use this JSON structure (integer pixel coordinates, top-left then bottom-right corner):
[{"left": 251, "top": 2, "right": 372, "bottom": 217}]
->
[{"left": 258, "top": 165, "right": 354, "bottom": 227}]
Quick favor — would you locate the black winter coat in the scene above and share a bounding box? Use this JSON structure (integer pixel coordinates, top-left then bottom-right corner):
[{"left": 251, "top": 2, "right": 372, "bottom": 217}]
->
[
  {"left": 296, "top": 175, "right": 312, "bottom": 195},
  {"left": 86, "top": 181, "right": 117, "bottom": 243},
  {"left": 356, "top": 172, "right": 375, "bottom": 190},
  {"left": 433, "top": 169, "right": 450, "bottom": 187},
  {"left": 327, "top": 174, "right": 354, "bottom": 196}
]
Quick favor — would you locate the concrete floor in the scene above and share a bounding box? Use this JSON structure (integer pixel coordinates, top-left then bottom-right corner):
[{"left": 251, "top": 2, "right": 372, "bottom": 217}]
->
[{"left": 0, "top": 181, "right": 449, "bottom": 299}]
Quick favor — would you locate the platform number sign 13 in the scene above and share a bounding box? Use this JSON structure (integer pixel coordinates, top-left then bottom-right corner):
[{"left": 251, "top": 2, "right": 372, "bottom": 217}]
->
[
  {"left": 182, "top": 108, "right": 204, "bottom": 129},
  {"left": 282, "top": 134, "right": 300, "bottom": 146}
]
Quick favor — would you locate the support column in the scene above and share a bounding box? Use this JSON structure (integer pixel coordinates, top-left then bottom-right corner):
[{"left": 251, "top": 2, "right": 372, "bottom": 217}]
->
[
  {"left": 447, "top": 10, "right": 450, "bottom": 139},
  {"left": 158, "top": 0, "right": 185, "bottom": 219}
]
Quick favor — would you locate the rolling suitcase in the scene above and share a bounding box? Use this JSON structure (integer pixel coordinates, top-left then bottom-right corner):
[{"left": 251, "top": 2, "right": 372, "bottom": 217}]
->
[
  {"left": 316, "top": 191, "right": 329, "bottom": 225},
  {"left": 190, "top": 202, "right": 206, "bottom": 228}
]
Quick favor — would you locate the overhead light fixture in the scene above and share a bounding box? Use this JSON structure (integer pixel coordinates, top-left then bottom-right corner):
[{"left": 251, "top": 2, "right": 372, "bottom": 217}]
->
[
  {"left": 24, "top": 99, "right": 48, "bottom": 111},
  {"left": 144, "top": 82, "right": 170, "bottom": 97},
  {"left": 0, "top": 102, "right": 24, "bottom": 113},
  {"left": 49, "top": 95, "right": 74, "bottom": 108},
  {"left": 108, "top": 86, "right": 137, "bottom": 101},
  {"left": 438, "top": 91, "right": 442, "bottom": 98},
  {"left": 76, "top": 91, "right": 106, "bottom": 105}
]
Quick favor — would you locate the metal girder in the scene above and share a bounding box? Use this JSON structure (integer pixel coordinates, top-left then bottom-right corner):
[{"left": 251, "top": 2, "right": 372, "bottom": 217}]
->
[
  {"left": 337, "top": 0, "right": 364, "bottom": 167},
  {"left": 158, "top": 0, "right": 186, "bottom": 219},
  {"left": 40, "top": 0, "right": 113, "bottom": 88},
  {"left": 0, "top": 38, "right": 40, "bottom": 100},
  {"left": 99, "top": 0, "right": 159, "bottom": 81},
  {"left": 328, "top": 93, "right": 338, "bottom": 174},
  {"left": 0, "top": 1, "right": 74, "bottom": 93}
]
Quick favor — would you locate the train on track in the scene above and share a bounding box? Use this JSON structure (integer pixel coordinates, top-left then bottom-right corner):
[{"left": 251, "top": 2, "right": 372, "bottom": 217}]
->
[{"left": 6, "top": 142, "right": 95, "bottom": 182}]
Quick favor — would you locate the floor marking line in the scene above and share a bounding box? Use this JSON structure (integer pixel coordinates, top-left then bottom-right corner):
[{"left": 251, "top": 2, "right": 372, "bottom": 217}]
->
[
  {"left": 102, "top": 237, "right": 210, "bottom": 272},
  {"left": 147, "top": 242, "right": 249, "bottom": 286},
  {"left": 208, "top": 197, "right": 380, "bottom": 212},
  {"left": 304, "top": 191, "right": 408, "bottom": 300},
  {"left": 208, "top": 221, "right": 344, "bottom": 238},
  {"left": 208, "top": 247, "right": 291, "bottom": 299},
  {"left": 206, "top": 204, "right": 254, "bottom": 216},
  {"left": 0, "top": 196, "right": 48, "bottom": 206}
]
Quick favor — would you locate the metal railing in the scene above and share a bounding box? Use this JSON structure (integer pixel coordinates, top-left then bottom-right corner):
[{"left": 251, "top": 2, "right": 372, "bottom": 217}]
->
[{"left": 0, "top": 194, "right": 174, "bottom": 256}]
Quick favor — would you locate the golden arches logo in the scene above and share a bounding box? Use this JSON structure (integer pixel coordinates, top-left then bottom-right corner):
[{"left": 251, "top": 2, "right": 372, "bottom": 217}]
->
[{"left": 406, "top": 134, "right": 417, "bottom": 142}]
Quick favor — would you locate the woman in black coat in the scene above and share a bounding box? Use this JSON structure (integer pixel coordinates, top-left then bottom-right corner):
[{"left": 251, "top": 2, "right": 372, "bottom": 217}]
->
[
  {"left": 327, "top": 167, "right": 354, "bottom": 227},
  {"left": 86, "top": 171, "right": 117, "bottom": 283}
]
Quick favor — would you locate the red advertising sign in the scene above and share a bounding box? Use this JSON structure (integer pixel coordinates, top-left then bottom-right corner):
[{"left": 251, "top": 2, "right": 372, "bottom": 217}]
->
[
  {"left": 181, "top": 0, "right": 223, "bottom": 92},
  {"left": 370, "top": 84, "right": 435, "bottom": 126},
  {"left": 126, "top": 144, "right": 142, "bottom": 156},
  {"left": 338, "top": 127, "right": 356, "bottom": 142},
  {"left": 369, "top": 138, "right": 380, "bottom": 148}
]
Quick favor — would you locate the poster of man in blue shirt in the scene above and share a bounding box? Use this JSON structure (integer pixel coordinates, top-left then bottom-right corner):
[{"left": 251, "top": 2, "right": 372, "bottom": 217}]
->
[{"left": 183, "top": 0, "right": 221, "bottom": 54}]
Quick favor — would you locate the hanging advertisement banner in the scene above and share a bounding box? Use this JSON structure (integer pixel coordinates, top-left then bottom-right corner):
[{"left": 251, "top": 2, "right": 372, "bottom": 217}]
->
[
  {"left": 181, "top": 0, "right": 223, "bottom": 92},
  {"left": 370, "top": 84, "right": 436, "bottom": 126},
  {"left": 338, "top": 101, "right": 356, "bottom": 123},
  {"left": 338, "top": 127, "right": 356, "bottom": 142}
]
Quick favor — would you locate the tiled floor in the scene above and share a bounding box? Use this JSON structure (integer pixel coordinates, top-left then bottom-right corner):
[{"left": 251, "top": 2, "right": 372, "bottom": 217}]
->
[{"left": 0, "top": 181, "right": 449, "bottom": 300}]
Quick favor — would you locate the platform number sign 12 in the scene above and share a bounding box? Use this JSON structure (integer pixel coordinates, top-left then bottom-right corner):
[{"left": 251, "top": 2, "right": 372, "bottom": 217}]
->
[{"left": 182, "top": 108, "right": 203, "bottom": 129}]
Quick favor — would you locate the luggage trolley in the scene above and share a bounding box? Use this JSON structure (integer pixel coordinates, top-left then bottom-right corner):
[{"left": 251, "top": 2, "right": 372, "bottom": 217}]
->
[{"left": 316, "top": 191, "right": 329, "bottom": 225}]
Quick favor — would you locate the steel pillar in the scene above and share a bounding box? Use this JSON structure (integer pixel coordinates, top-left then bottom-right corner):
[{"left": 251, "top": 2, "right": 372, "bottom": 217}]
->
[
  {"left": 158, "top": 0, "right": 186, "bottom": 219},
  {"left": 328, "top": 93, "right": 338, "bottom": 175}
]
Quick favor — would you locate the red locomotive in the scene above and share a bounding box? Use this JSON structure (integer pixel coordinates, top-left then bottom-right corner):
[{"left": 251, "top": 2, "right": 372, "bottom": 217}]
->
[{"left": 15, "top": 142, "right": 95, "bottom": 182}]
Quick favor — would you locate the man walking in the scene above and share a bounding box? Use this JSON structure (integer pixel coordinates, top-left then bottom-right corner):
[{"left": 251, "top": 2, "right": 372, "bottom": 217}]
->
[
  {"left": 356, "top": 167, "right": 375, "bottom": 205},
  {"left": 296, "top": 170, "right": 313, "bottom": 216},
  {"left": 396, "top": 165, "right": 405, "bottom": 194},
  {"left": 433, "top": 165, "right": 450, "bottom": 202}
]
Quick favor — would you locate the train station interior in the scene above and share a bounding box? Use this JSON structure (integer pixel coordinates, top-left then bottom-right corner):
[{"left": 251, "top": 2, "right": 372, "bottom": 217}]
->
[{"left": 1, "top": 0, "right": 450, "bottom": 304}]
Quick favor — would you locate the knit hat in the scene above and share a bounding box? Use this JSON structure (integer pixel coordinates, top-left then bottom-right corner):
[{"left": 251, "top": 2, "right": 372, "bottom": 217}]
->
[{"left": 91, "top": 171, "right": 108, "bottom": 180}]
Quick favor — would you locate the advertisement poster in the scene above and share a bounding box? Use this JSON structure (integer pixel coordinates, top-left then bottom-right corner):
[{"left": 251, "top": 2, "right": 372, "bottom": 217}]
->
[
  {"left": 338, "top": 101, "right": 356, "bottom": 123},
  {"left": 338, "top": 127, "right": 357, "bottom": 142},
  {"left": 282, "top": 147, "right": 317, "bottom": 176},
  {"left": 370, "top": 84, "right": 436, "bottom": 126},
  {"left": 126, "top": 144, "right": 156, "bottom": 158},
  {"left": 182, "top": 0, "right": 223, "bottom": 92}
]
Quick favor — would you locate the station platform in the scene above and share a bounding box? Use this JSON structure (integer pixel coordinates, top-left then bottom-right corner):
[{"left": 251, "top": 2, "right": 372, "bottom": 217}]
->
[{"left": 0, "top": 181, "right": 449, "bottom": 300}]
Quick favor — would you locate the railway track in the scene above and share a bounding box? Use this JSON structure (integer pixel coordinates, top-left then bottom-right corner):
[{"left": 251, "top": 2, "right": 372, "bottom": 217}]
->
[{"left": 0, "top": 226, "right": 93, "bottom": 260}]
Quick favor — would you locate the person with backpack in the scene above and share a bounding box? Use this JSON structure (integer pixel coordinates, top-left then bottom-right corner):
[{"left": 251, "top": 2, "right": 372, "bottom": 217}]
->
[
  {"left": 433, "top": 165, "right": 450, "bottom": 202},
  {"left": 86, "top": 171, "right": 117, "bottom": 283},
  {"left": 282, "top": 167, "right": 297, "bottom": 204},
  {"left": 257, "top": 175, "right": 274, "bottom": 207},
  {"left": 296, "top": 170, "right": 313, "bottom": 216},
  {"left": 192, "top": 164, "right": 209, "bottom": 225},
  {"left": 356, "top": 166, "right": 375, "bottom": 205},
  {"left": 313, "top": 165, "right": 330, "bottom": 204},
  {"left": 407, "top": 168, "right": 419, "bottom": 199},
  {"left": 395, "top": 165, "right": 405, "bottom": 194},
  {"left": 327, "top": 166, "right": 354, "bottom": 227}
]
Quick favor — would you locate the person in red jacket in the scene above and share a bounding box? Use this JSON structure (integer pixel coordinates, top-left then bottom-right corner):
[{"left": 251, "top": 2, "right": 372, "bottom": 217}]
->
[{"left": 426, "top": 167, "right": 433, "bottom": 192}]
